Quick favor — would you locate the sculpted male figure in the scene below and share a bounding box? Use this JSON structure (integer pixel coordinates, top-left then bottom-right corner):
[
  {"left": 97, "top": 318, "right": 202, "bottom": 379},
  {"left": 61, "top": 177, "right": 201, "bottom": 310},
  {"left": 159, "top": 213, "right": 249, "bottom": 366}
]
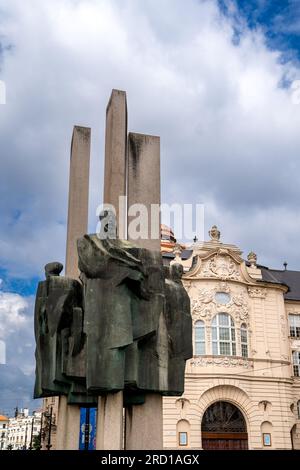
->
[
  {"left": 164, "top": 263, "right": 193, "bottom": 394},
  {"left": 34, "top": 262, "right": 84, "bottom": 399}
]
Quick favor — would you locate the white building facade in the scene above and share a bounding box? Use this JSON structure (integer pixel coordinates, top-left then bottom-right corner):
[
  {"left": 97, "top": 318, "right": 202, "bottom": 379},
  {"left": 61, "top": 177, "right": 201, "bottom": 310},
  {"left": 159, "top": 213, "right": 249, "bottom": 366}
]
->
[
  {"left": 5, "top": 409, "right": 41, "bottom": 450},
  {"left": 163, "top": 227, "right": 300, "bottom": 450},
  {"left": 0, "top": 415, "right": 9, "bottom": 450}
]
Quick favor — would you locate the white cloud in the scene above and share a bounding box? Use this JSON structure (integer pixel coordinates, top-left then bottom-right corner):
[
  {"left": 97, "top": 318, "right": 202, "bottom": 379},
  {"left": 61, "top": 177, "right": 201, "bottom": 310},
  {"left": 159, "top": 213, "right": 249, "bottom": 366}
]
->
[
  {"left": 0, "top": 0, "right": 299, "bottom": 279},
  {"left": 0, "top": 284, "right": 34, "bottom": 376},
  {"left": 0, "top": 291, "right": 29, "bottom": 338}
]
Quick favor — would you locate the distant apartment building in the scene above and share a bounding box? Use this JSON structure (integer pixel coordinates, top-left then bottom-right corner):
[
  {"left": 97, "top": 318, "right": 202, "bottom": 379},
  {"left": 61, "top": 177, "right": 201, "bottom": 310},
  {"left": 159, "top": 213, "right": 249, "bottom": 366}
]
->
[
  {"left": 0, "top": 415, "right": 9, "bottom": 450},
  {"left": 5, "top": 408, "right": 41, "bottom": 450}
]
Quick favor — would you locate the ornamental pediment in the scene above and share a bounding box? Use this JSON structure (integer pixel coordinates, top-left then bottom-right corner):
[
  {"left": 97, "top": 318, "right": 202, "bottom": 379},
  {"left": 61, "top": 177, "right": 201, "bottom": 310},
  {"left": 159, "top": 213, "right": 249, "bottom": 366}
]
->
[{"left": 184, "top": 248, "right": 253, "bottom": 284}]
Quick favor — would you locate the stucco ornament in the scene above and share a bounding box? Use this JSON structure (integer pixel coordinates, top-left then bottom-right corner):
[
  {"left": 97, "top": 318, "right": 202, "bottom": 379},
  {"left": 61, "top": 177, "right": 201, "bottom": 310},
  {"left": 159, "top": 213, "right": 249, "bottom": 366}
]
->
[
  {"left": 190, "top": 356, "right": 254, "bottom": 369},
  {"left": 247, "top": 287, "right": 267, "bottom": 298},
  {"left": 247, "top": 251, "right": 257, "bottom": 268},
  {"left": 209, "top": 225, "right": 221, "bottom": 241},
  {"left": 191, "top": 285, "right": 249, "bottom": 322},
  {"left": 202, "top": 255, "right": 241, "bottom": 281}
]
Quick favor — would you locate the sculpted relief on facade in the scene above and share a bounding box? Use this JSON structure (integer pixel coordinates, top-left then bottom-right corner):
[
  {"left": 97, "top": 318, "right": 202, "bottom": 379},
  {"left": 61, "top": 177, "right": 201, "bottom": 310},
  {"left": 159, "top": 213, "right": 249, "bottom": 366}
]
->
[
  {"left": 190, "top": 356, "right": 254, "bottom": 369},
  {"left": 201, "top": 254, "right": 241, "bottom": 281},
  {"left": 191, "top": 282, "right": 249, "bottom": 323}
]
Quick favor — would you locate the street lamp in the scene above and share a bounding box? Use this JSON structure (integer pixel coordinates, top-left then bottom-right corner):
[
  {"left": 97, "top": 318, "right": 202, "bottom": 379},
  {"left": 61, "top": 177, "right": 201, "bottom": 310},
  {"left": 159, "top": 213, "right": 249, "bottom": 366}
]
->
[{"left": 44, "top": 407, "right": 53, "bottom": 451}]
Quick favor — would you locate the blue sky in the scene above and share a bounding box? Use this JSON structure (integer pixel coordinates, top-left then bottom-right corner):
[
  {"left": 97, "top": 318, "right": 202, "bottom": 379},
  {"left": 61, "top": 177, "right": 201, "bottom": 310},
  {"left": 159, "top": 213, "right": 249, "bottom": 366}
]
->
[
  {"left": 230, "top": 0, "right": 300, "bottom": 61},
  {"left": 0, "top": 0, "right": 300, "bottom": 415}
]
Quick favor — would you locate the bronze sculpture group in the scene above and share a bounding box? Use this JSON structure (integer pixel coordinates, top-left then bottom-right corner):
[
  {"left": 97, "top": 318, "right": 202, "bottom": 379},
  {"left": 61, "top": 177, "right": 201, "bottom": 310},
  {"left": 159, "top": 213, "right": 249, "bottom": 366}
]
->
[{"left": 34, "top": 214, "right": 192, "bottom": 406}]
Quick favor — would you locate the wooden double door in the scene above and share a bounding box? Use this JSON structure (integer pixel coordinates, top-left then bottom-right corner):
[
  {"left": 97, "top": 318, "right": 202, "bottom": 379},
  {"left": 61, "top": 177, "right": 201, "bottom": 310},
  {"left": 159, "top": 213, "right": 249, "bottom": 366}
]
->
[{"left": 201, "top": 401, "right": 248, "bottom": 450}]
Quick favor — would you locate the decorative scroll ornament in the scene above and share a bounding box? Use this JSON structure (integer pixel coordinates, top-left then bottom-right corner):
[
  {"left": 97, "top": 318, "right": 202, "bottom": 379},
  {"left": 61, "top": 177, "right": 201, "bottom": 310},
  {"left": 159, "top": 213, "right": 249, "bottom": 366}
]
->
[
  {"left": 191, "top": 285, "right": 249, "bottom": 322},
  {"left": 247, "top": 287, "right": 267, "bottom": 298},
  {"left": 201, "top": 255, "right": 241, "bottom": 281},
  {"left": 190, "top": 356, "right": 254, "bottom": 369}
]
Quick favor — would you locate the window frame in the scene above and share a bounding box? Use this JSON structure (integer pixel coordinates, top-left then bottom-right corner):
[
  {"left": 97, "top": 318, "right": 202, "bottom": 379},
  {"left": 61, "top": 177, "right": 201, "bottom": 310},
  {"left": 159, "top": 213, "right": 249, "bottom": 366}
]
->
[
  {"left": 289, "top": 315, "right": 300, "bottom": 338},
  {"left": 240, "top": 323, "right": 248, "bottom": 358},
  {"left": 262, "top": 433, "right": 271, "bottom": 447},
  {"left": 178, "top": 431, "right": 188, "bottom": 447},
  {"left": 292, "top": 351, "right": 300, "bottom": 377},
  {"left": 212, "top": 313, "right": 236, "bottom": 356},
  {"left": 194, "top": 320, "right": 206, "bottom": 356}
]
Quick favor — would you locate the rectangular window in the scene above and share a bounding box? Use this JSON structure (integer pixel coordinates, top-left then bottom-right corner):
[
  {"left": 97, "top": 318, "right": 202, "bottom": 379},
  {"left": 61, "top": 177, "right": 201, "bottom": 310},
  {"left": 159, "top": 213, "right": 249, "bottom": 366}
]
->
[
  {"left": 195, "top": 342, "right": 205, "bottom": 355},
  {"left": 220, "top": 342, "right": 230, "bottom": 355},
  {"left": 293, "top": 351, "right": 300, "bottom": 377},
  {"left": 289, "top": 315, "right": 300, "bottom": 338},
  {"left": 212, "top": 327, "right": 217, "bottom": 341},
  {"left": 219, "top": 328, "right": 230, "bottom": 341},
  {"left": 212, "top": 342, "right": 218, "bottom": 355},
  {"left": 179, "top": 432, "right": 188, "bottom": 446},
  {"left": 241, "top": 329, "right": 247, "bottom": 343},
  {"left": 241, "top": 344, "right": 248, "bottom": 358},
  {"left": 263, "top": 433, "right": 271, "bottom": 446}
]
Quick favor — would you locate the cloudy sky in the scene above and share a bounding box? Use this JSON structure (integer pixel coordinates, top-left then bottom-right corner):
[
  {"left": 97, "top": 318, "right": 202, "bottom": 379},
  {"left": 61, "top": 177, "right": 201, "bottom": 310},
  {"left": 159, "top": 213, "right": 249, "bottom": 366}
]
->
[{"left": 0, "top": 0, "right": 300, "bottom": 414}]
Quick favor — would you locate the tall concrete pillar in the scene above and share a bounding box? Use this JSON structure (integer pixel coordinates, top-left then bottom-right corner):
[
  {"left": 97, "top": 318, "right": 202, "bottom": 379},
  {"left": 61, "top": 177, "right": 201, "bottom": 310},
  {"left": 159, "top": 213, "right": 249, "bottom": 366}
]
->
[
  {"left": 127, "top": 132, "right": 161, "bottom": 251},
  {"left": 56, "top": 396, "right": 81, "bottom": 450},
  {"left": 96, "top": 393, "right": 123, "bottom": 450},
  {"left": 103, "top": 89, "right": 127, "bottom": 239},
  {"left": 125, "top": 394, "right": 163, "bottom": 450},
  {"left": 65, "top": 126, "right": 91, "bottom": 279},
  {"left": 126, "top": 132, "right": 163, "bottom": 449},
  {"left": 56, "top": 126, "right": 90, "bottom": 450}
]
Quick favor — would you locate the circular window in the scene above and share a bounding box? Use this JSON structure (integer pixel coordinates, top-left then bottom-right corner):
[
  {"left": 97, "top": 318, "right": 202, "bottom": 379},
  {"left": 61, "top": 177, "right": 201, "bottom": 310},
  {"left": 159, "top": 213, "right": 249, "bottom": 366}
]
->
[{"left": 215, "top": 292, "right": 231, "bottom": 305}]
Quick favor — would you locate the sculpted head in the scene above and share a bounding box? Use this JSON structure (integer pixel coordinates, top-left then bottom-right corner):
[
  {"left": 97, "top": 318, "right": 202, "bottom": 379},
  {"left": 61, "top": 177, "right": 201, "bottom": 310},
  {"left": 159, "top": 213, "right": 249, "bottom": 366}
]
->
[
  {"left": 98, "top": 209, "right": 117, "bottom": 239},
  {"left": 170, "top": 263, "right": 183, "bottom": 281},
  {"left": 44, "top": 262, "right": 63, "bottom": 280}
]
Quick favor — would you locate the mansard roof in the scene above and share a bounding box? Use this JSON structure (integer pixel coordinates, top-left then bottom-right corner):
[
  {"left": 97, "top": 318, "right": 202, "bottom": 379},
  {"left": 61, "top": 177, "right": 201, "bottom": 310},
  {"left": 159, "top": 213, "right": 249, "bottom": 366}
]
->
[{"left": 260, "top": 266, "right": 300, "bottom": 301}]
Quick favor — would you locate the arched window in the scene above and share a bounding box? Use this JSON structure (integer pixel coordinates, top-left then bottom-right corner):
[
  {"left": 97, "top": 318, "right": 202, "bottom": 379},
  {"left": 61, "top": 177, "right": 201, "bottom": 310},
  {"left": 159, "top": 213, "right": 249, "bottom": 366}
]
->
[
  {"left": 212, "top": 313, "right": 236, "bottom": 356},
  {"left": 292, "top": 351, "right": 300, "bottom": 376},
  {"left": 240, "top": 323, "right": 248, "bottom": 358},
  {"left": 194, "top": 321, "right": 205, "bottom": 355}
]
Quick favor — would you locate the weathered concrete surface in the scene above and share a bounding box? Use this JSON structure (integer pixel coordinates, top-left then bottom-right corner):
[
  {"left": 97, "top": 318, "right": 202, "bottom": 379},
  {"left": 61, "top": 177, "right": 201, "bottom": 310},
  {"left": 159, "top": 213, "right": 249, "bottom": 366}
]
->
[
  {"left": 127, "top": 132, "right": 161, "bottom": 251},
  {"left": 65, "top": 126, "right": 91, "bottom": 279},
  {"left": 103, "top": 89, "right": 127, "bottom": 239},
  {"left": 125, "top": 394, "right": 163, "bottom": 450},
  {"left": 56, "top": 396, "right": 81, "bottom": 450},
  {"left": 96, "top": 393, "right": 123, "bottom": 450}
]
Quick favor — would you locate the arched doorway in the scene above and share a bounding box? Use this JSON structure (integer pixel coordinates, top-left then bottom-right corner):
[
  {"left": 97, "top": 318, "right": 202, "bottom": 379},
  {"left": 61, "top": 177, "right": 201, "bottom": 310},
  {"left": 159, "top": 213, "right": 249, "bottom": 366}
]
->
[{"left": 201, "top": 401, "right": 248, "bottom": 450}]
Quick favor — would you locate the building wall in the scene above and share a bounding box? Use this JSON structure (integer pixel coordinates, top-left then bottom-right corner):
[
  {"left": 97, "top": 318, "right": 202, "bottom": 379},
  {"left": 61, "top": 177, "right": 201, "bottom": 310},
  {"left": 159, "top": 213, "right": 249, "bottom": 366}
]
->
[
  {"left": 0, "top": 417, "right": 9, "bottom": 450},
  {"left": 163, "top": 239, "right": 300, "bottom": 450},
  {"left": 5, "top": 410, "right": 41, "bottom": 450},
  {"left": 41, "top": 397, "right": 58, "bottom": 450}
]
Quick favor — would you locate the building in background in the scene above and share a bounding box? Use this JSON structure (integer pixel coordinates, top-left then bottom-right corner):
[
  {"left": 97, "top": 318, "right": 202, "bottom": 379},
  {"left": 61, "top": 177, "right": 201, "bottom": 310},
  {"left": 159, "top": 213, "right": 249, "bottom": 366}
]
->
[
  {"left": 163, "top": 225, "right": 300, "bottom": 450},
  {"left": 37, "top": 225, "right": 300, "bottom": 450},
  {"left": 5, "top": 408, "right": 42, "bottom": 450},
  {"left": 0, "top": 415, "right": 9, "bottom": 450},
  {"left": 40, "top": 397, "right": 58, "bottom": 450}
]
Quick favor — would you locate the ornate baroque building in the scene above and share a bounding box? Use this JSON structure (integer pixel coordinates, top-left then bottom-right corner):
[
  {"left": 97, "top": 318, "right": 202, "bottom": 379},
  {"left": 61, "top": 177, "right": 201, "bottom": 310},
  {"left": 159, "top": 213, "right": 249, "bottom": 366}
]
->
[{"left": 162, "top": 226, "right": 300, "bottom": 450}]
